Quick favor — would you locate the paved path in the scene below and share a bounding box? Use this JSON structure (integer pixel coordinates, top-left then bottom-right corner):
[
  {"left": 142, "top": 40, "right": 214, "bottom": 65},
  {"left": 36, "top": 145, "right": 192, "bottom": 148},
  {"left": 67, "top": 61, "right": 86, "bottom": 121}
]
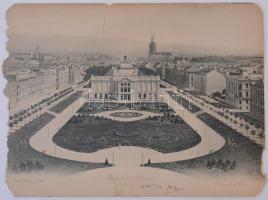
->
[{"left": 29, "top": 88, "right": 225, "bottom": 166}]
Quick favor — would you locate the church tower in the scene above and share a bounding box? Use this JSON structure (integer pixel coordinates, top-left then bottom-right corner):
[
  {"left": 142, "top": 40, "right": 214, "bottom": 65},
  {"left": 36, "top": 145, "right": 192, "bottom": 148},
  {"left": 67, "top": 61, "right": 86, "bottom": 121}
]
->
[{"left": 148, "top": 34, "right": 157, "bottom": 58}]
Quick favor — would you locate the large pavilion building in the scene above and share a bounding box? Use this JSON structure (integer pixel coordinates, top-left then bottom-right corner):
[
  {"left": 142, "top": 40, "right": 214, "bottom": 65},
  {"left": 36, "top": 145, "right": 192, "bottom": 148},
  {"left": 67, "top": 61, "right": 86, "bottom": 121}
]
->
[{"left": 90, "top": 56, "right": 161, "bottom": 101}]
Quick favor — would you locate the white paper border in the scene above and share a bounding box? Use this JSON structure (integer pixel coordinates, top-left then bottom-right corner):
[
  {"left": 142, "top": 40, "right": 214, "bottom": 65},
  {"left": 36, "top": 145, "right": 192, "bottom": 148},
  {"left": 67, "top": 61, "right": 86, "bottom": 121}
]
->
[{"left": 0, "top": 0, "right": 267, "bottom": 199}]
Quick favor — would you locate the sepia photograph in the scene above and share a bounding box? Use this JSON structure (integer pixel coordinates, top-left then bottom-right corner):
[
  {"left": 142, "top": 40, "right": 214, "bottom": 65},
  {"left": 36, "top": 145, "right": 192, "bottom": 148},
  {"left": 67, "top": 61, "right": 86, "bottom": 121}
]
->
[{"left": 1, "top": 3, "right": 266, "bottom": 197}]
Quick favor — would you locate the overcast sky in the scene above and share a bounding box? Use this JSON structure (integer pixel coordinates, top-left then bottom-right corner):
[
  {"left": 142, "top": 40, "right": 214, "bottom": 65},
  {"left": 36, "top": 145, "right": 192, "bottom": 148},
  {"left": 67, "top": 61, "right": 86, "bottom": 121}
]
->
[{"left": 6, "top": 3, "right": 264, "bottom": 56}]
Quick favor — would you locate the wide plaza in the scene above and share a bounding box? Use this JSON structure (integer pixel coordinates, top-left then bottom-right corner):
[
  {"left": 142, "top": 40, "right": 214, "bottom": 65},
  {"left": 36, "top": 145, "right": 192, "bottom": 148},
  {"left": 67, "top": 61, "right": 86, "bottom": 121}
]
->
[
  {"left": 6, "top": 80, "right": 265, "bottom": 196},
  {"left": 52, "top": 103, "right": 201, "bottom": 154}
]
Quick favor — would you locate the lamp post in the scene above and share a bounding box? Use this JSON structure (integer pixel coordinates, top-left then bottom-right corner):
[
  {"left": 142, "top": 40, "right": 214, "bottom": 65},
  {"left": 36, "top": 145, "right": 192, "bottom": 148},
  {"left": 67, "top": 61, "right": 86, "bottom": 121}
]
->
[
  {"left": 173, "top": 90, "right": 178, "bottom": 109},
  {"left": 131, "top": 89, "right": 135, "bottom": 109},
  {"left": 88, "top": 89, "right": 92, "bottom": 101}
]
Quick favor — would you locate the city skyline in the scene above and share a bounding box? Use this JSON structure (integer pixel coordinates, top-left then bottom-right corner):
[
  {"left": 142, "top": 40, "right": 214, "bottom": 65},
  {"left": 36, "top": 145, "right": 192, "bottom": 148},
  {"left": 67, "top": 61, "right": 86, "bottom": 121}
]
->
[{"left": 7, "top": 3, "right": 264, "bottom": 57}]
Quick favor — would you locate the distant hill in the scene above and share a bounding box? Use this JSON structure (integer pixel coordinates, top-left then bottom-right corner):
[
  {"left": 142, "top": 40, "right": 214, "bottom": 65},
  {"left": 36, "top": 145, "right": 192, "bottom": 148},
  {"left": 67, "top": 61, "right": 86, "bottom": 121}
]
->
[{"left": 7, "top": 33, "right": 263, "bottom": 58}]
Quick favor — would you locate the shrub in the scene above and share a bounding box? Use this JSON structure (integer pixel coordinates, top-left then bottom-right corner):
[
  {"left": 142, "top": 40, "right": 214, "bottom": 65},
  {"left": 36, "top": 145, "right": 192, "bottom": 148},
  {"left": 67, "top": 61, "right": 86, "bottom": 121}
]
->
[{"left": 19, "top": 162, "right": 26, "bottom": 172}]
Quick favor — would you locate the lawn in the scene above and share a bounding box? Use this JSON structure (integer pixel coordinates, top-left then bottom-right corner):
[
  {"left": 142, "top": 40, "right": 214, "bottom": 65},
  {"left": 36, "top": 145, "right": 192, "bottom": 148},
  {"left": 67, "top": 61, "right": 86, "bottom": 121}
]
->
[
  {"left": 50, "top": 91, "right": 83, "bottom": 113},
  {"left": 53, "top": 114, "right": 201, "bottom": 154},
  {"left": 110, "top": 111, "right": 143, "bottom": 118}
]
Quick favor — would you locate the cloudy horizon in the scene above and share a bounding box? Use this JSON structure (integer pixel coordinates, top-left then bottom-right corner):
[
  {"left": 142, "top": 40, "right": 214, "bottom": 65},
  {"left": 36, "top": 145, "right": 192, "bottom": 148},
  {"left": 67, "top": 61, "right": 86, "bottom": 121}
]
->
[{"left": 6, "top": 3, "right": 264, "bottom": 57}]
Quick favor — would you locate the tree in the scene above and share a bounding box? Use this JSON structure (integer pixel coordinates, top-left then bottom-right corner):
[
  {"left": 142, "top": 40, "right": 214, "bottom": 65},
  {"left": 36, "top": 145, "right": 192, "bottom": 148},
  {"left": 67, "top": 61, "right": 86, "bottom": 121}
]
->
[
  {"left": 8, "top": 122, "right": 13, "bottom": 133},
  {"left": 230, "top": 160, "right": 236, "bottom": 170},
  {"left": 26, "top": 160, "right": 34, "bottom": 172},
  {"left": 211, "top": 158, "right": 216, "bottom": 166},
  {"left": 27, "top": 113, "right": 31, "bottom": 121},
  {"left": 104, "top": 158, "right": 109, "bottom": 165},
  {"left": 35, "top": 161, "right": 44, "bottom": 170},
  {"left": 225, "top": 160, "right": 231, "bottom": 168},
  {"left": 251, "top": 130, "right": 256, "bottom": 136},
  {"left": 206, "top": 161, "right": 212, "bottom": 169},
  {"left": 258, "top": 131, "right": 264, "bottom": 138},
  {"left": 255, "top": 123, "right": 260, "bottom": 129},
  {"left": 18, "top": 117, "right": 23, "bottom": 122},
  {"left": 13, "top": 120, "right": 18, "bottom": 130},
  {"left": 221, "top": 163, "right": 227, "bottom": 171},
  {"left": 216, "top": 159, "right": 223, "bottom": 169},
  {"left": 19, "top": 162, "right": 26, "bottom": 172}
]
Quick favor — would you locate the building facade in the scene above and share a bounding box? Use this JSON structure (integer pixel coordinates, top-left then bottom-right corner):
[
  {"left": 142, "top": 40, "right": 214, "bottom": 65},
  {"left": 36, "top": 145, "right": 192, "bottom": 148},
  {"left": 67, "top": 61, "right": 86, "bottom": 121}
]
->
[
  {"left": 165, "top": 64, "right": 190, "bottom": 89},
  {"left": 5, "top": 68, "right": 44, "bottom": 114},
  {"left": 56, "top": 63, "right": 84, "bottom": 90},
  {"left": 188, "top": 69, "right": 226, "bottom": 96},
  {"left": 90, "top": 56, "right": 160, "bottom": 101},
  {"left": 5, "top": 60, "right": 85, "bottom": 114},
  {"left": 250, "top": 79, "right": 264, "bottom": 120},
  {"left": 226, "top": 71, "right": 256, "bottom": 110}
]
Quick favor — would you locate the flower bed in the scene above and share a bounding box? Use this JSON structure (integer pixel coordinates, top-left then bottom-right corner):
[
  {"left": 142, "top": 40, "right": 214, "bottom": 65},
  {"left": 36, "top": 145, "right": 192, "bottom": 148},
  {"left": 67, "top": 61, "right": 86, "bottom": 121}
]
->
[{"left": 110, "top": 111, "right": 143, "bottom": 118}]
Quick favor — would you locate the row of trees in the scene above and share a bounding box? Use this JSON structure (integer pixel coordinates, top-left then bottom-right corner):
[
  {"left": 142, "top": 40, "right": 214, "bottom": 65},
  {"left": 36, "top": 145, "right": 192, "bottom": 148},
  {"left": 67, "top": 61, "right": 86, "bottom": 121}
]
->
[
  {"left": 177, "top": 90, "right": 264, "bottom": 143},
  {"left": 9, "top": 87, "right": 74, "bottom": 134},
  {"left": 206, "top": 159, "right": 236, "bottom": 171}
]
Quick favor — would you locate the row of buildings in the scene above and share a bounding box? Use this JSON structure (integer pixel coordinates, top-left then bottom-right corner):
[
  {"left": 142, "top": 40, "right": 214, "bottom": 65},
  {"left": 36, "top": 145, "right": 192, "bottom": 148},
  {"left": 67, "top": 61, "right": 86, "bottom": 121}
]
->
[
  {"left": 4, "top": 52, "right": 85, "bottom": 114},
  {"left": 149, "top": 60, "right": 264, "bottom": 121}
]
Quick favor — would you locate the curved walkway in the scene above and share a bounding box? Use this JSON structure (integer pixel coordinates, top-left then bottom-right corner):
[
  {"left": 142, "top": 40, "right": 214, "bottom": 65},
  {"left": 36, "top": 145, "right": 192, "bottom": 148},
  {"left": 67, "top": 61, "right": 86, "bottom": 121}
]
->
[
  {"left": 29, "top": 89, "right": 226, "bottom": 166},
  {"left": 90, "top": 110, "right": 163, "bottom": 122}
]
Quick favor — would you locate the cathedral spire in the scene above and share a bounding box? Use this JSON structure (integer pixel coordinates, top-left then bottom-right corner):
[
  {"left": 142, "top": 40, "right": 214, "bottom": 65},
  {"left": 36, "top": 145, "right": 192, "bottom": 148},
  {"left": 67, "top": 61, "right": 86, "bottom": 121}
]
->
[
  {"left": 151, "top": 34, "right": 154, "bottom": 43},
  {"left": 149, "top": 34, "right": 157, "bottom": 58}
]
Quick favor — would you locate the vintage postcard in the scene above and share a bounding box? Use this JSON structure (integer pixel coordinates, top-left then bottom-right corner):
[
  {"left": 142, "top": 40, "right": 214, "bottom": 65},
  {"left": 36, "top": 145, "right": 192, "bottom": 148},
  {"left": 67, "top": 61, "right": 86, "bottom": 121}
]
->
[{"left": 2, "top": 3, "right": 266, "bottom": 196}]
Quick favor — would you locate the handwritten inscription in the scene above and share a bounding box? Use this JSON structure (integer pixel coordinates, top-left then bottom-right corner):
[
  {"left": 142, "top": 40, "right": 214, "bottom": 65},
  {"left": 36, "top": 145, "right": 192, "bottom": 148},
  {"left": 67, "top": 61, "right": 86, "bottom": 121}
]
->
[
  {"left": 12, "top": 177, "right": 46, "bottom": 183},
  {"left": 139, "top": 183, "right": 184, "bottom": 194},
  {"left": 106, "top": 174, "right": 153, "bottom": 181},
  {"left": 215, "top": 181, "right": 246, "bottom": 187}
]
